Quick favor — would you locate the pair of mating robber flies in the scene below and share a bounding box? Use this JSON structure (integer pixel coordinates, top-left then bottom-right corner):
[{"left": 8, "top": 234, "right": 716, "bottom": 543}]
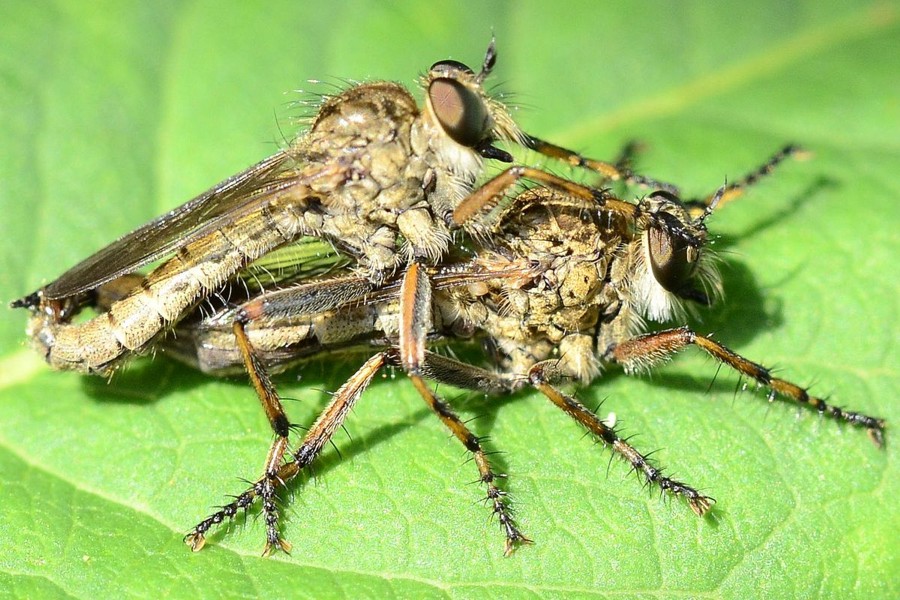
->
[{"left": 12, "top": 42, "right": 885, "bottom": 556}]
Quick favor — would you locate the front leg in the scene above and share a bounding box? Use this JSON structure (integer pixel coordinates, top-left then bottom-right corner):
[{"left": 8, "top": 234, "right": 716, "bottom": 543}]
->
[
  {"left": 526, "top": 359, "right": 714, "bottom": 516},
  {"left": 606, "top": 326, "right": 886, "bottom": 446},
  {"left": 521, "top": 134, "right": 681, "bottom": 194}
]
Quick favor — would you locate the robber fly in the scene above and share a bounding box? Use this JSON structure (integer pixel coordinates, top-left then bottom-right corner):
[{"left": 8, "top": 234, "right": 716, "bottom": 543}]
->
[
  {"left": 148, "top": 147, "right": 881, "bottom": 555},
  {"left": 11, "top": 42, "right": 677, "bottom": 555},
  {"left": 11, "top": 41, "right": 661, "bottom": 378}
]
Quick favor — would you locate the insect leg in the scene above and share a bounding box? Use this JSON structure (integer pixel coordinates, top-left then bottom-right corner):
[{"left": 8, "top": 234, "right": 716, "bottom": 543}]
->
[
  {"left": 606, "top": 326, "right": 886, "bottom": 446},
  {"left": 185, "top": 351, "right": 385, "bottom": 553},
  {"left": 452, "top": 166, "right": 638, "bottom": 227},
  {"left": 417, "top": 351, "right": 714, "bottom": 516},
  {"left": 527, "top": 360, "right": 715, "bottom": 516},
  {"left": 417, "top": 352, "right": 522, "bottom": 395},
  {"left": 608, "top": 140, "right": 644, "bottom": 177},
  {"left": 407, "top": 373, "right": 531, "bottom": 555},
  {"left": 398, "top": 262, "right": 433, "bottom": 374},
  {"left": 521, "top": 134, "right": 681, "bottom": 194},
  {"left": 230, "top": 317, "right": 294, "bottom": 555},
  {"left": 398, "top": 263, "right": 529, "bottom": 554},
  {"left": 685, "top": 144, "right": 808, "bottom": 217}
]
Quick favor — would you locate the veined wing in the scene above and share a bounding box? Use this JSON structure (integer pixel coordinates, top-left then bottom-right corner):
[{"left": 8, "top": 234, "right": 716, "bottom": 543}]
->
[
  {"left": 226, "top": 256, "right": 540, "bottom": 324},
  {"left": 41, "top": 149, "right": 302, "bottom": 300},
  {"left": 171, "top": 257, "right": 538, "bottom": 370},
  {"left": 238, "top": 236, "right": 351, "bottom": 291}
]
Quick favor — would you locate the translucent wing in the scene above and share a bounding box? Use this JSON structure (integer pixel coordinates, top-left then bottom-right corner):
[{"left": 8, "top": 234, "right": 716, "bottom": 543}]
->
[{"left": 42, "top": 150, "right": 300, "bottom": 300}]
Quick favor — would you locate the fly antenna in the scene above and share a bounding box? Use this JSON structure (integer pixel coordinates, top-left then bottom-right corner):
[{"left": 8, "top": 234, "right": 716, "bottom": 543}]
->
[
  {"left": 477, "top": 35, "right": 498, "bottom": 84},
  {"left": 696, "top": 184, "right": 726, "bottom": 226}
]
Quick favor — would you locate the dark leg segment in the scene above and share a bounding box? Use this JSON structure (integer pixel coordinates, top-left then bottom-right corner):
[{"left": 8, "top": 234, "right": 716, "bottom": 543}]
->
[
  {"left": 527, "top": 360, "right": 714, "bottom": 515},
  {"left": 234, "top": 318, "right": 292, "bottom": 555},
  {"left": 607, "top": 326, "right": 885, "bottom": 446},
  {"left": 522, "top": 135, "right": 681, "bottom": 194},
  {"left": 408, "top": 373, "right": 531, "bottom": 555},
  {"left": 418, "top": 352, "right": 714, "bottom": 516},
  {"left": 685, "top": 144, "right": 807, "bottom": 217},
  {"left": 611, "top": 140, "right": 642, "bottom": 171},
  {"left": 185, "top": 351, "right": 385, "bottom": 553}
]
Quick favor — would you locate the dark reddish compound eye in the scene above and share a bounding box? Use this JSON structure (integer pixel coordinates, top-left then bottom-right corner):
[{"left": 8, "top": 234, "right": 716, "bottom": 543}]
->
[
  {"left": 428, "top": 77, "right": 491, "bottom": 147},
  {"left": 647, "top": 223, "right": 699, "bottom": 294}
]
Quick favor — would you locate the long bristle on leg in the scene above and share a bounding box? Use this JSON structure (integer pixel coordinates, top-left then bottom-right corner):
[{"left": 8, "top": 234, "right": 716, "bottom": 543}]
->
[
  {"left": 527, "top": 361, "right": 714, "bottom": 516},
  {"left": 407, "top": 373, "right": 531, "bottom": 555},
  {"left": 185, "top": 353, "right": 385, "bottom": 552},
  {"left": 607, "top": 326, "right": 886, "bottom": 446}
]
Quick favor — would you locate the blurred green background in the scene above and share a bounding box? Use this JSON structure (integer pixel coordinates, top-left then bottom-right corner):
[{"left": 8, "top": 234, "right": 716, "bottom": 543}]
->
[{"left": 1, "top": 2, "right": 897, "bottom": 599}]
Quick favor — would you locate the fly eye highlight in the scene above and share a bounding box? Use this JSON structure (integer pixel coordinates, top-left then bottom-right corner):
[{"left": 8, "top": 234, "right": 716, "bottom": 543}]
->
[
  {"left": 428, "top": 77, "right": 492, "bottom": 148},
  {"left": 429, "top": 59, "right": 474, "bottom": 76}
]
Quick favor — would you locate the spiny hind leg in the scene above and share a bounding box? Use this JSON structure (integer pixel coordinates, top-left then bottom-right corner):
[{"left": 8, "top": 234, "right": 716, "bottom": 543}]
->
[
  {"left": 185, "top": 351, "right": 386, "bottom": 553},
  {"left": 419, "top": 352, "right": 714, "bottom": 517},
  {"left": 182, "top": 317, "right": 295, "bottom": 555},
  {"left": 526, "top": 359, "right": 714, "bottom": 516}
]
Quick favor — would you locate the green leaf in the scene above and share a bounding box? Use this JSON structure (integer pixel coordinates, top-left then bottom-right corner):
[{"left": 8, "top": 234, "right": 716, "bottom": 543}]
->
[{"left": 1, "top": 2, "right": 897, "bottom": 598}]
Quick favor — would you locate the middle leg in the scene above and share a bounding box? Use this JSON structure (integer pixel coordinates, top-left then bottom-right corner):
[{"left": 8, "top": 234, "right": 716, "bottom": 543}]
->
[
  {"left": 397, "top": 262, "right": 529, "bottom": 554},
  {"left": 419, "top": 351, "right": 715, "bottom": 516}
]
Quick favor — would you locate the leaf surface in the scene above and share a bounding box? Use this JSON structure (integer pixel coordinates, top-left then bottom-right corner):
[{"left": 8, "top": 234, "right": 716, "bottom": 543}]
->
[{"left": 1, "top": 2, "right": 897, "bottom": 598}]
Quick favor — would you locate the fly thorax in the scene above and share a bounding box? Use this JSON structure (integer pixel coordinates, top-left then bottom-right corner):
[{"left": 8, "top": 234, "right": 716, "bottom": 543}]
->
[{"left": 535, "top": 259, "right": 606, "bottom": 341}]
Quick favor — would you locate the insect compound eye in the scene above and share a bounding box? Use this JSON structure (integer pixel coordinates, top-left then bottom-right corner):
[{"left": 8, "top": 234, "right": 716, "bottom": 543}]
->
[
  {"left": 647, "top": 223, "right": 699, "bottom": 293},
  {"left": 428, "top": 77, "right": 492, "bottom": 148}
]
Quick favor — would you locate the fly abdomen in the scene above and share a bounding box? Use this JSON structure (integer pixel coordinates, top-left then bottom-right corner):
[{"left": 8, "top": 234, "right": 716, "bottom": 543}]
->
[{"left": 30, "top": 206, "right": 306, "bottom": 374}]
